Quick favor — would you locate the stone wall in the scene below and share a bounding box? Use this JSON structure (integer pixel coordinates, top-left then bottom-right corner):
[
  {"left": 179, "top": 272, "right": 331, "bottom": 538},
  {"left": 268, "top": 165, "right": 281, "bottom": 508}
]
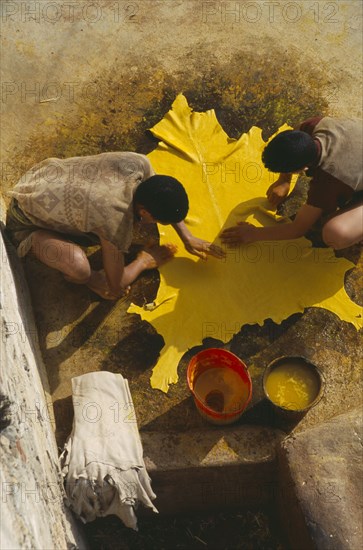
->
[{"left": 0, "top": 196, "right": 86, "bottom": 550}]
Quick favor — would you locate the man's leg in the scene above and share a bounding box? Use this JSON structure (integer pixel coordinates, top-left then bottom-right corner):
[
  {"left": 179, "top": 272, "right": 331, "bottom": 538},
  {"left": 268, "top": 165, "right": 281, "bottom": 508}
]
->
[
  {"left": 30, "top": 230, "right": 91, "bottom": 283},
  {"left": 322, "top": 203, "right": 363, "bottom": 250},
  {"left": 30, "top": 230, "right": 115, "bottom": 298},
  {"left": 30, "top": 230, "right": 177, "bottom": 300}
]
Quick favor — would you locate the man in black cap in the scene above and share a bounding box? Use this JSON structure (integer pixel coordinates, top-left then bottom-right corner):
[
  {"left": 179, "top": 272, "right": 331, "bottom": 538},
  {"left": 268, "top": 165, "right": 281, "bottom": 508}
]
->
[{"left": 7, "top": 151, "right": 224, "bottom": 299}]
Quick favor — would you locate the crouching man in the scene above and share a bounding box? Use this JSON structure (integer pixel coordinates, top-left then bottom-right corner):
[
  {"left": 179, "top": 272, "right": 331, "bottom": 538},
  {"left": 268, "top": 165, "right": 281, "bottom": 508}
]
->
[
  {"left": 221, "top": 117, "right": 363, "bottom": 250},
  {"left": 7, "top": 151, "right": 224, "bottom": 299}
]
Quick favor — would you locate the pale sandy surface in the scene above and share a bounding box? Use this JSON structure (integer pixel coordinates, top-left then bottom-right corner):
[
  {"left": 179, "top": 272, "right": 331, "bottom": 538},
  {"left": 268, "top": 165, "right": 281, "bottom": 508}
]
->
[{"left": 1, "top": 0, "right": 362, "bottom": 444}]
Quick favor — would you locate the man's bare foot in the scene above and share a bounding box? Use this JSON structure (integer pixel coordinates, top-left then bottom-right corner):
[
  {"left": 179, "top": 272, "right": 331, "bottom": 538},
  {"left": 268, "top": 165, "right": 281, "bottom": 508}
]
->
[
  {"left": 138, "top": 244, "right": 178, "bottom": 270},
  {"left": 87, "top": 281, "right": 121, "bottom": 300},
  {"left": 86, "top": 270, "right": 130, "bottom": 300}
]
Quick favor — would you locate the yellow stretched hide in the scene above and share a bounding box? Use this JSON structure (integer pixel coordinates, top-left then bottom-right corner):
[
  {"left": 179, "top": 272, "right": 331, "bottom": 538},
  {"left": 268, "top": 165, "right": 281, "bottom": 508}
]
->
[{"left": 128, "top": 95, "right": 362, "bottom": 393}]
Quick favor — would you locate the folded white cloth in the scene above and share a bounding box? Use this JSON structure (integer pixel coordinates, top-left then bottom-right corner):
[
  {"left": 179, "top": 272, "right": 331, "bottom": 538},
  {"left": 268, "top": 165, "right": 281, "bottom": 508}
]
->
[{"left": 60, "top": 371, "right": 157, "bottom": 530}]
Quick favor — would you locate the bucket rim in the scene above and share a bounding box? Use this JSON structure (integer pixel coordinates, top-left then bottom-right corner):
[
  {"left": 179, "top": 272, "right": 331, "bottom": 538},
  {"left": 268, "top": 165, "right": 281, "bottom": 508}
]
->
[
  {"left": 187, "top": 347, "right": 252, "bottom": 417},
  {"left": 262, "top": 355, "right": 325, "bottom": 413}
]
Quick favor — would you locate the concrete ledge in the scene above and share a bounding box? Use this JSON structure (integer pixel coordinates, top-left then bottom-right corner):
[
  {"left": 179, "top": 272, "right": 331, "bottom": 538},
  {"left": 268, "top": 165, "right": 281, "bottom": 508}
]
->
[
  {"left": 142, "top": 426, "right": 284, "bottom": 514},
  {"left": 0, "top": 195, "right": 87, "bottom": 550}
]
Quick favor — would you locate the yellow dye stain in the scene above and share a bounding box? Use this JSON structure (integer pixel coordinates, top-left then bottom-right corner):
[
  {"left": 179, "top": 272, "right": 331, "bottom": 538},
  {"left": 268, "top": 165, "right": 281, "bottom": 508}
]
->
[
  {"left": 128, "top": 95, "right": 362, "bottom": 393},
  {"left": 265, "top": 363, "right": 321, "bottom": 410}
]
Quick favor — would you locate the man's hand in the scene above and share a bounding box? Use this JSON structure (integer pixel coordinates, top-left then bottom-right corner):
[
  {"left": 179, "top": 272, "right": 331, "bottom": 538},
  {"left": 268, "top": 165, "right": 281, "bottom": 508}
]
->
[
  {"left": 220, "top": 222, "right": 257, "bottom": 245},
  {"left": 171, "top": 220, "right": 225, "bottom": 260},
  {"left": 183, "top": 235, "right": 226, "bottom": 260},
  {"left": 221, "top": 204, "right": 323, "bottom": 244},
  {"left": 266, "top": 179, "right": 291, "bottom": 207}
]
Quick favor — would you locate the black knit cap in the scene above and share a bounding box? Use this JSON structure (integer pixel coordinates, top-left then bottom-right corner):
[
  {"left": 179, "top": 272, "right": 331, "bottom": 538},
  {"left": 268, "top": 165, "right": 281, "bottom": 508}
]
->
[
  {"left": 134, "top": 175, "right": 189, "bottom": 223},
  {"left": 262, "top": 130, "right": 319, "bottom": 173}
]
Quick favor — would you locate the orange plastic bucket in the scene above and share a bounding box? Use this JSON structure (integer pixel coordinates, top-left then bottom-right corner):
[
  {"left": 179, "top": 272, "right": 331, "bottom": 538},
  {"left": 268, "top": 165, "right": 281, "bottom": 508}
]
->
[{"left": 187, "top": 348, "right": 252, "bottom": 425}]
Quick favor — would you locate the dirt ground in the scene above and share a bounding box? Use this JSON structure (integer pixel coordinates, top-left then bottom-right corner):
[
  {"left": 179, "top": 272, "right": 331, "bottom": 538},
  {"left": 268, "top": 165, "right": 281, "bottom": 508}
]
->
[{"left": 83, "top": 507, "right": 285, "bottom": 550}]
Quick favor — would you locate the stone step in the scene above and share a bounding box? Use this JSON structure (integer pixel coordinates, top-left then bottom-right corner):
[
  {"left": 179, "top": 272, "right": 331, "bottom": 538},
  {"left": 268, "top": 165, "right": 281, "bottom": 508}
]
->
[
  {"left": 277, "top": 408, "right": 363, "bottom": 550},
  {"left": 141, "top": 426, "right": 284, "bottom": 515}
]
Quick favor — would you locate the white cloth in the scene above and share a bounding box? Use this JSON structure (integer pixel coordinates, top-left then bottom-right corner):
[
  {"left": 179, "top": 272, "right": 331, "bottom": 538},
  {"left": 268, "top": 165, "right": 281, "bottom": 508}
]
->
[{"left": 60, "top": 371, "right": 157, "bottom": 530}]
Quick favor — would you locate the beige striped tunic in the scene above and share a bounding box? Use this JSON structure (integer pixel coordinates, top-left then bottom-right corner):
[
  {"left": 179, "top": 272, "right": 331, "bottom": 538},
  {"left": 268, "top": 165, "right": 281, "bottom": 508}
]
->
[{"left": 9, "top": 152, "right": 154, "bottom": 254}]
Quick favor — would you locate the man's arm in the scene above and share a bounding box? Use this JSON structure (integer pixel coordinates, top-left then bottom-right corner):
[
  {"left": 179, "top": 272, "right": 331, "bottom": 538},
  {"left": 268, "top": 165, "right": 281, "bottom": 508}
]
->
[
  {"left": 266, "top": 173, "right": 293, "bottom": 207},
  {"left": 265, "top": 122, "right": 302, "bottom": 207},
  {"left": 100, "top": 237, "right": 126, "bottom": 296},
  {"left": 221, "top": 204, "right": 323, "bottom": 244},
  {"left": 172, "top": 221, "right": 225, "bottom": 260}
]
